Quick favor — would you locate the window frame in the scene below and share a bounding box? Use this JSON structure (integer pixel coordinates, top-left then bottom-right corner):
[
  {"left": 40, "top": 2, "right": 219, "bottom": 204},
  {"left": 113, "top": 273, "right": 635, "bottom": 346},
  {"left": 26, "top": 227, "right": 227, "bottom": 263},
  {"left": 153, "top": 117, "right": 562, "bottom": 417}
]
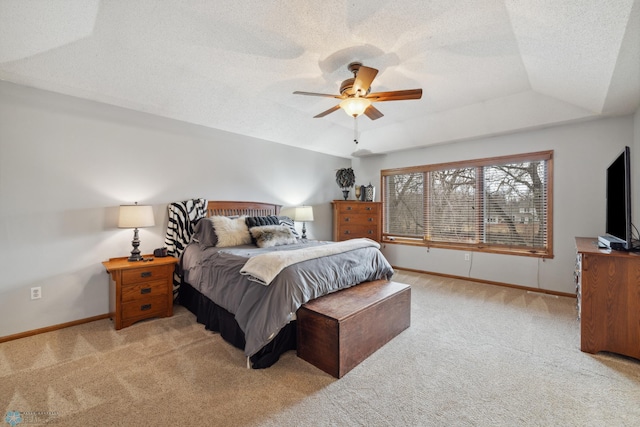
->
[{"left": 381, "top": 150, "right": 554, "bottom": 258}]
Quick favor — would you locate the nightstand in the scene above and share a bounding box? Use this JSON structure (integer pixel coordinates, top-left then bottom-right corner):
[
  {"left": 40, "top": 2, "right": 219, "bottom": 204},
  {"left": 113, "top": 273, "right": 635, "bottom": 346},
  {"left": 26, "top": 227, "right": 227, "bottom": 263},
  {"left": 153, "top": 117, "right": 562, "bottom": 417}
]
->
[{"left": 102, "top": 256, "right": 178, "bottom": 330}]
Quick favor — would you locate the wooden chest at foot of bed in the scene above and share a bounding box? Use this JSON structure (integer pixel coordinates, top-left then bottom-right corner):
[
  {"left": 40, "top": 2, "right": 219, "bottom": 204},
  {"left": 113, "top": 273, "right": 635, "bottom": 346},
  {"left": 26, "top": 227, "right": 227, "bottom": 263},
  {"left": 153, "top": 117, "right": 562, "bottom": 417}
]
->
[{"left": 297, "top": 280, "right": 411, "bottom": 378}]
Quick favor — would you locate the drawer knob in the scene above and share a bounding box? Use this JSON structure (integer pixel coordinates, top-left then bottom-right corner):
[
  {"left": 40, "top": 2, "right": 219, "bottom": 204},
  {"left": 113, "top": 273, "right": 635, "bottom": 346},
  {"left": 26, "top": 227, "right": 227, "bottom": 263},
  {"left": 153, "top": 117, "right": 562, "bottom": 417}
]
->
[
  {"left": 344, "top": 230, "right": 350, "bottom": 234},
  {"left": 141, "top": 288, "right": 151, "bottom": 294},
  {"left": 345, "top": 217, "right": 350, "bottom": 222},
  {"left": 366, "top": 207, "right": 371, "bottom": 211},
  {"left": 346, "top": 206, "right": 352, "bottom": 210},
  {"left": 141, "top": 272, "right": 152, "bottom": 278},
  {"left": 368, "top": 217, "right": 373, "bottom": 222},
  {"left": 141, "top": 304, "right": 152, "bottom": 311},
  {"left": 368, "top": 230, "right": 373, "bottom": 234}
]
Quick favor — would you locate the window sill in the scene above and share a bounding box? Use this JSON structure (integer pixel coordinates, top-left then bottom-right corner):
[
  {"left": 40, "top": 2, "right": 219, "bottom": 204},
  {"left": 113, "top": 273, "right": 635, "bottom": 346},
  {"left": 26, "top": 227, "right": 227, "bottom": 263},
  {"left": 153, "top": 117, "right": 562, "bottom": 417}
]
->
[{"left": 381, "top": 237, "right": 553, "bottom": 259}]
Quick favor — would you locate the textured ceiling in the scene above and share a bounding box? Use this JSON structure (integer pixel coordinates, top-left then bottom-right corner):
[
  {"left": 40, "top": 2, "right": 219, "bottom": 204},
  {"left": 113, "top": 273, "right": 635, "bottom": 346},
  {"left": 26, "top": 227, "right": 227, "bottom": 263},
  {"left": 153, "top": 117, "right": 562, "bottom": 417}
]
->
[{"left": 1, "top": 0, "right": 639, "bottom": 158}]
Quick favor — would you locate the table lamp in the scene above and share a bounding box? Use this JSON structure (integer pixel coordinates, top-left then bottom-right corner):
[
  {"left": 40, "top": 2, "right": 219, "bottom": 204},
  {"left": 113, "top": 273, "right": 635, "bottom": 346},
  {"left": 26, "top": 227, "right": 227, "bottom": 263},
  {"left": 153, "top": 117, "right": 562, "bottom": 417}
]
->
[
  {"left": 118, "top": 202, "right": 155, "bottom": 261},
  {"left": 292, "top": 206, "right": 314, "bottom": 239}
]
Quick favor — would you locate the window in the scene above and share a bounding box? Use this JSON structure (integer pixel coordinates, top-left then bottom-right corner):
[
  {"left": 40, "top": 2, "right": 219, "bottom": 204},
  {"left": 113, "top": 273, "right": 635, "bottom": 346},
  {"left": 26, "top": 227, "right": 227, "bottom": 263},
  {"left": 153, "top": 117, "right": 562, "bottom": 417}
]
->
[{"left": 382, "top": 151, "right": 553, "bottom": 257}]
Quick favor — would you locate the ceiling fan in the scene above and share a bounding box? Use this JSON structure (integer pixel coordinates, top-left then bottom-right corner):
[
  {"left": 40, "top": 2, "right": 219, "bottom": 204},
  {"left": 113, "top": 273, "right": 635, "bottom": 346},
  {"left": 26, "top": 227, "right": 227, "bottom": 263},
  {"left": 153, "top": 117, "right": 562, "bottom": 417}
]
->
[{"left": 294, "top": 62, "right": 422, "bottom": 120}]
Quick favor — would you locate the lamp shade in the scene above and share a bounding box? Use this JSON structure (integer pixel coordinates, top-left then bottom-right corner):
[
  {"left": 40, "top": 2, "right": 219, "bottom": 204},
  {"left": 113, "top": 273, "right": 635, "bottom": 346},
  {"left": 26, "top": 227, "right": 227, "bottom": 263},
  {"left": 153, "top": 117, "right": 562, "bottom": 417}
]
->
[
  {"left": 340, "top": 97, "right": 371, "bottom": 117},
  {"left": 292, "top": 206, "right": 314, "bottom": 222},
  {"left": 118, "top": 204, "right": 155, "bottom": 228}
]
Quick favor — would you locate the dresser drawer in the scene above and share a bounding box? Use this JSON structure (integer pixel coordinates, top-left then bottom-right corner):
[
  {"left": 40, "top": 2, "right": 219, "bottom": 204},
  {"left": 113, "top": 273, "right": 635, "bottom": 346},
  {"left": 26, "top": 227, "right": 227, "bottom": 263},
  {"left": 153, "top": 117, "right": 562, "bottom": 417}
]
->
[
  {"left": 337, "top": 203, "right": 379, "bottom": 215},
  {"left": 122, "top": 264, "right": 173, "bottom": 285},
  {"left": 122, "top": 295, "right": 168, "bottom": 321},
  {"left": 121, "top": 279, "right": 169, "bottom": 302},
  {"left": 338, "top": 213, "right": 378, "bottom": 226},
  {"left": 337, "top": 225, "right": 379, "bottom": 239}
]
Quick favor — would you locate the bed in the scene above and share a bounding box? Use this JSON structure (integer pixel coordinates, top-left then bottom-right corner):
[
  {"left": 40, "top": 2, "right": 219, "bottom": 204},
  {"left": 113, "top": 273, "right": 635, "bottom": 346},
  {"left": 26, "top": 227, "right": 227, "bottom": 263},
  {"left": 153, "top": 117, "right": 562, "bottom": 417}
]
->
[{"left": 176, "top": 200, "right": 394, "bottom": 368}]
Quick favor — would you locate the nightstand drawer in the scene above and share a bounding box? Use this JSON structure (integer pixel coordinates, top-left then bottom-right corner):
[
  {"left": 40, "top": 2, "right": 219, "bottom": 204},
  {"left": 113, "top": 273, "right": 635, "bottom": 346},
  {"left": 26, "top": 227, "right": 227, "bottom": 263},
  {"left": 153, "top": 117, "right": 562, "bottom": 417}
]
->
[
  {"left": 122, "top": 295, "right": 168, "bottom": 321},
  {"left": 121, "top": 279, "right": 169, "bottom": 302},
  {"left": 122, "top": 264, "right": 173, "bottom": 285}
]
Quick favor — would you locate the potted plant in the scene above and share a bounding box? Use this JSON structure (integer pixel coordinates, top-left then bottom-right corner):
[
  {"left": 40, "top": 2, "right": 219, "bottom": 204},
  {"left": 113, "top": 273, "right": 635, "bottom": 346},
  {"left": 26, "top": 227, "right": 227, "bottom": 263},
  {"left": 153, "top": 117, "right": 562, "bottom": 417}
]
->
[{"left": 335, "top": 167, "right": 356, "bottom": 200}]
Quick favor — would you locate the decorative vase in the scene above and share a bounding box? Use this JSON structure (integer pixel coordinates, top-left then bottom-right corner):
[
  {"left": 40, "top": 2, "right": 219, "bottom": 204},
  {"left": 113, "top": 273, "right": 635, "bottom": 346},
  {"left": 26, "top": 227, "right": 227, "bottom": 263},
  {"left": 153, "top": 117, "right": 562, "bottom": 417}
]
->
[
  {"left": 336, "top": 168, "right": 356, "bottom": 201},
  {"left": 365, "top": 183, "right": 375, "bottom": 202},
  {"left": 360, "top": 185, "right": 367, "bottom": 201},
  {"left": 354, "top": 186, "right": 361, "bottom": 200}
]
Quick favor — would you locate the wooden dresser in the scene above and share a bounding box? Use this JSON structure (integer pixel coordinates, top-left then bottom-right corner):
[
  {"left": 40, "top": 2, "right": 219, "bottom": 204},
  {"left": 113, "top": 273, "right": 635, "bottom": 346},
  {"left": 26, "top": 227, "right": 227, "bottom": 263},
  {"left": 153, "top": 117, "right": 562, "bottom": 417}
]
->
[
  {"left": 332, "top": 200, "right": 381, "bottom": 242},
  {"left": 574, "top": 237, "right": 640, "bottom": 360},
  {"left": 103, "top": 256, "right": 178, "bottom": 330}
]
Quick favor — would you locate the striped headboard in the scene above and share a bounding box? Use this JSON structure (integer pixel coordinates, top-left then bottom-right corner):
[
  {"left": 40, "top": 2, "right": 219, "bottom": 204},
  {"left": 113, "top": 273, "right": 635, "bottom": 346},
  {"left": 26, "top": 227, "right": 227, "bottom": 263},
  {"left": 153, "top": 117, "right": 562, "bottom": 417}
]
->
[{"left": 206, "top": 201, "right": 281, "bottom": 218}]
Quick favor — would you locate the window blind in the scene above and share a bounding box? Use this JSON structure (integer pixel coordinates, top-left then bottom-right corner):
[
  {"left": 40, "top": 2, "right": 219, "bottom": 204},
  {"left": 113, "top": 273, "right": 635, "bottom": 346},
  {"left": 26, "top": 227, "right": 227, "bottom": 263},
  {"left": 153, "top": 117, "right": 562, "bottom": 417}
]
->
[
  {"left": 381, "top": 151, "right": 553, "bottom": 257},
  {"left": 384, "top": 172, "right": 424, "bottom": 239}
]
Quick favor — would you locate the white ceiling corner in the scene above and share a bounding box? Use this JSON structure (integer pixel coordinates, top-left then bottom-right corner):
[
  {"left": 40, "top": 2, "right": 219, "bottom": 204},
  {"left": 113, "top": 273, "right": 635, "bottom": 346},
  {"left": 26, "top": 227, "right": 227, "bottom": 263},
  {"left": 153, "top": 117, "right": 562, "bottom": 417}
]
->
[{"left": 0, "top": 0, "right": 638, "bottom": 158}]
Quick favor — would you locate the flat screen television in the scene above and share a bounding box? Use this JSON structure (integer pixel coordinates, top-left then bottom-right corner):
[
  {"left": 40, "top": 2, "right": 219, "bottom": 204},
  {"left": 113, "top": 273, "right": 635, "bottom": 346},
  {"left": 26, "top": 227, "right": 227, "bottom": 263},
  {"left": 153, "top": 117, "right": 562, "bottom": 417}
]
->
[{"left": 600, "top": 146, "right": 633, "bottom": 251}]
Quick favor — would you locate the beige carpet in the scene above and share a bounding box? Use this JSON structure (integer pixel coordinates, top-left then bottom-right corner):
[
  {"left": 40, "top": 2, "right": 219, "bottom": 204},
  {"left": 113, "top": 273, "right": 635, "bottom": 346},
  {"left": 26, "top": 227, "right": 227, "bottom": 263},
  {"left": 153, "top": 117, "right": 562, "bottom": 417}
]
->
[{"left": 1, "top": 270, "right": 639, "bottom": 426}]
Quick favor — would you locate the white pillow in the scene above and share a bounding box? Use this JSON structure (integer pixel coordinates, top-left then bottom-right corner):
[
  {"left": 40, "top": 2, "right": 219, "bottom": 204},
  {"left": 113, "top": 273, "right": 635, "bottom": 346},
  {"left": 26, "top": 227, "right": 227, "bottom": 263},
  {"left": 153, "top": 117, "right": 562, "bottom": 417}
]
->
[{"left": 211, "top": 216, "right": 251, "bottom": 247}]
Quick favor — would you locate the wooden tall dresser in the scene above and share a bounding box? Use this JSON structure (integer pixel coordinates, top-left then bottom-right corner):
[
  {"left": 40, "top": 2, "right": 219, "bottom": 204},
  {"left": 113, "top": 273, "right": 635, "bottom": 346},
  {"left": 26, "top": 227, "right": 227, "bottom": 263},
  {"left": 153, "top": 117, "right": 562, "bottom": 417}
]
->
[{"left": 332, "top": 200, "right": 381, "bottom": 242}]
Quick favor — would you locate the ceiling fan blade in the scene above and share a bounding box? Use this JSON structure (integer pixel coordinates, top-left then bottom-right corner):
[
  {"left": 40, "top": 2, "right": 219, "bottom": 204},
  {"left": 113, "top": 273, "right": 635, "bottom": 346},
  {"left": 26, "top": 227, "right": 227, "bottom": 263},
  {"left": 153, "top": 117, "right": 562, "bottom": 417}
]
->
[
  {"left": 314, "top": 105, "right": 341, "bottom": 118},
  {"left": 364, "top": 105, "right": 384, "bottom": 120},
  {"left": 366, "top": 89, "right": 422, "bottom": 102},
  {"left": 294, "top": 91, "right": 343, "bottom": 99},
  {"left": 353, "top": 66, "right": 378, "bottom": 95}
]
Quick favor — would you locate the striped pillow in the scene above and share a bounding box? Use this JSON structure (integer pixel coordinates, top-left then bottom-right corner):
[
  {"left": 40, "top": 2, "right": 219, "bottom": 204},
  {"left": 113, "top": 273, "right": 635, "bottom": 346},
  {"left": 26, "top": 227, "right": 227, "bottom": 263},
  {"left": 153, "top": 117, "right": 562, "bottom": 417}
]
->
[{"left": 277, "top": 216, "right": 300, "bottom": 239}]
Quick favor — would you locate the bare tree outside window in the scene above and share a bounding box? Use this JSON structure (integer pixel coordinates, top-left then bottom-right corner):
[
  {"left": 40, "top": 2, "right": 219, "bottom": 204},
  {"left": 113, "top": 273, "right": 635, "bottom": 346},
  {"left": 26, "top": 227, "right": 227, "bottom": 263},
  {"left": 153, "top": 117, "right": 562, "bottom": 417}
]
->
[
  {"left": 484, "top": 161, "right": 546, "bottom": 248},
  {"left": 428, "top": 168, "right": 476, "bottom": 243},
  {"left": 382, "top": 151, "right": 553, "bottom": 257},
  {"left": 385, "top": 172, "right": 424, "bottom": 237}
]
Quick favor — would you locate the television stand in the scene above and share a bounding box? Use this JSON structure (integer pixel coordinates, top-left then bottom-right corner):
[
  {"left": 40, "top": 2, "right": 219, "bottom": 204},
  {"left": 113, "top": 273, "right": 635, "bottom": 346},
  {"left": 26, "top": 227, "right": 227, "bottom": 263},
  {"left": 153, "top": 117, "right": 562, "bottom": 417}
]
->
[{"left": 575, "top": 237, "right": 640, "bottom": 360}]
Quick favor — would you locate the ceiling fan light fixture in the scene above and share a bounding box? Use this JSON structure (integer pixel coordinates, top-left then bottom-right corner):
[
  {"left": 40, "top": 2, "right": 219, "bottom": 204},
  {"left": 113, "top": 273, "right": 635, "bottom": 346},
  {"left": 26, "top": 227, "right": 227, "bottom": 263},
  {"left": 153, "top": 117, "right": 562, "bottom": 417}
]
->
[
  {"left": 340, "top": 97, "right": 371, "bottom": 117},
  {"left": 294, "top": 62, "right": 421, "bottom": 120}
]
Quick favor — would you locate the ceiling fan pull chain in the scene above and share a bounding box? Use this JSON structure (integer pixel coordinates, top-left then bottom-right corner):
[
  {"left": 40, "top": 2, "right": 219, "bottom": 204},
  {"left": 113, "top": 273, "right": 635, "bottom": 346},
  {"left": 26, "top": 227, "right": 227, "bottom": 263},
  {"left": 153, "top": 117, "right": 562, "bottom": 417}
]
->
[{"left": 354, "top": 116, "right": 359, "bottom": 144}]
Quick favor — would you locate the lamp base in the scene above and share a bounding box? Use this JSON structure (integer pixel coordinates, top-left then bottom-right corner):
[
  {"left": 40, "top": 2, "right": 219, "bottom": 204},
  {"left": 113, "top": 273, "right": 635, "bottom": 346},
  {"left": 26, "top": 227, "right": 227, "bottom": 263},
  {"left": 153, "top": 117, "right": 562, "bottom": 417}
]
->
[
  {"left": 301, "top": 222, "right": 308, "bottom": 240},
  {"left": 128, "top": 228, "right": 143, "bottom": 262}
]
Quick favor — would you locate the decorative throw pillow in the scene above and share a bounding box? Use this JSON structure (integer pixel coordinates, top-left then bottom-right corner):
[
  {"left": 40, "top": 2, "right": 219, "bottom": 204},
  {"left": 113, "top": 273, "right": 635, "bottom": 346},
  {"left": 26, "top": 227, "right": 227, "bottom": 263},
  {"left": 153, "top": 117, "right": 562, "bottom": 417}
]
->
[
  {"left": 245, "top": 215, "right": 281, "bottom": 244},
  {"left": 249, "top": 225, "right": 298, "bottom": 248},
  {"left": 277, "top": 216, "right": 301, "bottom": 239},
  {"left": 245, "top": 215, "right": 280, "bottom": 228},
  {"left": 191, "top": 217, "right": 218, "bottom": 248},
  {"left": 211, "top": 216, "right": 251, "bottom": 247}
]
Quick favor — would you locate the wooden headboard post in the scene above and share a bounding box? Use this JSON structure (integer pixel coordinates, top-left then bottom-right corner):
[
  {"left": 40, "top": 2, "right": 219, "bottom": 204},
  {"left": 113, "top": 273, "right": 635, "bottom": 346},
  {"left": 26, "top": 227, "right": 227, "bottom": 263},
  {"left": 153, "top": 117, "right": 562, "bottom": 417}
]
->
[{"left": 206, "top": 201, "right": 281, "bottom": 218}]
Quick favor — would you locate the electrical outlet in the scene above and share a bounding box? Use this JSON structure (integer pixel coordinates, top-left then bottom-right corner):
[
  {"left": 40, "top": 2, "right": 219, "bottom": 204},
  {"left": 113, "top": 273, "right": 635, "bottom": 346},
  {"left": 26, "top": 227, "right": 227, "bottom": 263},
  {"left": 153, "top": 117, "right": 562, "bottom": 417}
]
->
[
  {"left": 464, "top": 253, "right": 470, "bottom": 261},
  {"left": 30, "top": 287, "right": 41, "bottom": 300}
]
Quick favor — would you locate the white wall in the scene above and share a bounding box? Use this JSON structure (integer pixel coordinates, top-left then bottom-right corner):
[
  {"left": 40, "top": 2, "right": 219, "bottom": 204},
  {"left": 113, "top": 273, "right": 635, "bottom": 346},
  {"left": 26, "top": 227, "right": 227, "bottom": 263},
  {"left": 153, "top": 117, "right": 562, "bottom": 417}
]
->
[
  {"left": 0, "top": 81, "right": 350, "bottom": 337},
  {"left": 354, "top": 116, "right": 636, "bottom": 294},
  {"left": 2, "top": 80, "right": 636, "bottom": 337}
]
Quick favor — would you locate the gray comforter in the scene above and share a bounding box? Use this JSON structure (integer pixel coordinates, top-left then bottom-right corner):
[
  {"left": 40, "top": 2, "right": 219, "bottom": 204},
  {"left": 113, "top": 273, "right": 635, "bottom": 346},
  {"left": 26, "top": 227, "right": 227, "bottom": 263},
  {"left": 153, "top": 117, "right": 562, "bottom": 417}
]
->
[{"left": 180, "top": 239, "right": 394, "bottom": 357}]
